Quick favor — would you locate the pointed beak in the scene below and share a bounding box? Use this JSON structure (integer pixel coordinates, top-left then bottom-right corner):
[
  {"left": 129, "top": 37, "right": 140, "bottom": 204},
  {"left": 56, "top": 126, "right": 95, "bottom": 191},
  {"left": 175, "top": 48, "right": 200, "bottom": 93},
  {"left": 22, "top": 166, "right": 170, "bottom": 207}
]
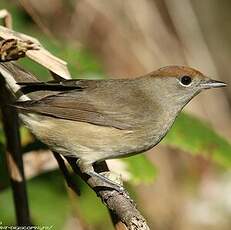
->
[{"left": 201, "top": 79, "right": 227, "bottom": 89}]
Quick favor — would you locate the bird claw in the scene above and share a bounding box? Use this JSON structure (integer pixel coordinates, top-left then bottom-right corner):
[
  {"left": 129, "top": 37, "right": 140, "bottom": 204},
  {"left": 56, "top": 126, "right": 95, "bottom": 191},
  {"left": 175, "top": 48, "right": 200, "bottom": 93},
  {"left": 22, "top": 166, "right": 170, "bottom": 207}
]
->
[{"left": 88, "top": 171, "right": 134, "bottom": 204}]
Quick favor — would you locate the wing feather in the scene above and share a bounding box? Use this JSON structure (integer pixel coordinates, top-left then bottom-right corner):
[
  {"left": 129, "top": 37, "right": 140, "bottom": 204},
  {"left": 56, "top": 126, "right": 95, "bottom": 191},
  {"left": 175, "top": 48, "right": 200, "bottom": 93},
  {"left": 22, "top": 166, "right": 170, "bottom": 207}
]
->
[{"left": 14, "top": 79, "right": 154, "bottom": 130}]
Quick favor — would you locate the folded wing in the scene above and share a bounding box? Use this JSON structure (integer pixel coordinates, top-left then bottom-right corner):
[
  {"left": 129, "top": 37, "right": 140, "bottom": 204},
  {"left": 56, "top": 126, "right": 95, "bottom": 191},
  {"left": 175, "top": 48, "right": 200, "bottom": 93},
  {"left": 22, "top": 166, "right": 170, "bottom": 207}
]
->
[{"left": 14, "top": 79, "right": 147, "bottom": 130}]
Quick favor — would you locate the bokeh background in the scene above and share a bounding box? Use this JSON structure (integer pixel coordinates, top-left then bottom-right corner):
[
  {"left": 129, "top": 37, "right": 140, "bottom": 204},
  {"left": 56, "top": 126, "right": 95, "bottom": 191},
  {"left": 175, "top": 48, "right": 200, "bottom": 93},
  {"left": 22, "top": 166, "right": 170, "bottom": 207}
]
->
[{"left": 0, "top": 0, "right": 231, "bottom": 229}]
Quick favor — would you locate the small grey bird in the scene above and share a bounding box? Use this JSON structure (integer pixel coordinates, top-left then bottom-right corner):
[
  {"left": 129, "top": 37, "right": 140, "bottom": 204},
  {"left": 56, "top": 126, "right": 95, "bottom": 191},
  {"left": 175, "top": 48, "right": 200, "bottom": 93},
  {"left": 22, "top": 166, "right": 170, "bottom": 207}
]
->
[{"left": 11, "top": 65, "right": 226, "bottom": 189}]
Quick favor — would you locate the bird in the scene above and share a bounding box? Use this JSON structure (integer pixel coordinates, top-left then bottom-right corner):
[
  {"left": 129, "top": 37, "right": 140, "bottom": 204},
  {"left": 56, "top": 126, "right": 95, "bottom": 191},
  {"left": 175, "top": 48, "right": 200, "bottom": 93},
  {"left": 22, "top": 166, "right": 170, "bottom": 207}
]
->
[{"left": 9, "top": 65, "right": 226, "bottom": 190}]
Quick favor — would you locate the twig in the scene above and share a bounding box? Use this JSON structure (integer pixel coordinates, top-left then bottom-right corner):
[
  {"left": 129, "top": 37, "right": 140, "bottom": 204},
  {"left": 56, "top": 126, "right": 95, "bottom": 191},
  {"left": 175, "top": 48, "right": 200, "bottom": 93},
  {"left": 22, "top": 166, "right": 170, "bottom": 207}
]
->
[
  {"left": 0, "top": 78, "right": 31, "bottom": 225},
  {"left": 66, "top": 158, "right": 150, "bottom": 230}
]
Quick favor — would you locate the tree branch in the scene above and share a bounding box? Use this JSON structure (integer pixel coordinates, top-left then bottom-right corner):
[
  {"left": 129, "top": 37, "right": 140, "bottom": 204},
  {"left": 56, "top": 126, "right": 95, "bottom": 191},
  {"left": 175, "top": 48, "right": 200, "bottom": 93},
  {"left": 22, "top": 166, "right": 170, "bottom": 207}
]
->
[
  {"left": 0, "top": 78, "right": 31, "bottom": 225},
  {"left": 66, "top": 158, "right": 150, "bottom": 230}
]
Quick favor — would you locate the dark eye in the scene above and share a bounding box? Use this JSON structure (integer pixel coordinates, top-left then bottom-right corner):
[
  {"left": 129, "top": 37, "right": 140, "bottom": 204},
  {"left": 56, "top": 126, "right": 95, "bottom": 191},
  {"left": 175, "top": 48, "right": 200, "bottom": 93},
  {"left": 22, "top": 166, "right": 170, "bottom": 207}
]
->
[{"left": 180, "top": 76, "right": 192, "bottom": 86}]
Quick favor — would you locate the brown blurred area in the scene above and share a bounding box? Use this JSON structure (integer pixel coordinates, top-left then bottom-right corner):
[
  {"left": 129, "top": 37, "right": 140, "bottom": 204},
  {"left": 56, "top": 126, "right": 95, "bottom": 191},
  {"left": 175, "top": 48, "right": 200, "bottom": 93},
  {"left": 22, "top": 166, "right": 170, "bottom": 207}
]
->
[{"left": 14, "top": 0, "right": 231, "bottom": 229}]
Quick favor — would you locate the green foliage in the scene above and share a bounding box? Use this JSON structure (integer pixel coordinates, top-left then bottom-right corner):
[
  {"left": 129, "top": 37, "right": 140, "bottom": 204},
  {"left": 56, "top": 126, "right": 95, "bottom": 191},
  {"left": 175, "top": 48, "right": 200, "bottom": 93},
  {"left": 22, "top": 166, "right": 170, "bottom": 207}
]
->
[
  {"left": 163, "top": 113, "right": 231, "bottom": 168},
  {"left": 122, "top": 155, "right": 157, "bottom": 185}
]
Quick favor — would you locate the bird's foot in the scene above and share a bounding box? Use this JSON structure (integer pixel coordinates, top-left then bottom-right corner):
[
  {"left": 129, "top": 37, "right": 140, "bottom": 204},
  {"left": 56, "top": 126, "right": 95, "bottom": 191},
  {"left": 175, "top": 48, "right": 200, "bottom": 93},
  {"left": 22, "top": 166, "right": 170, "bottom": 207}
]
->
[
  {"left": 76, "top": 159, "right": 134, "bottom": 203},
  {"left": 88, "top": 170, "right": 124, "bottom": 193},
  {"left": 88, "top": 171, "right": 134, "bottom": 204}
]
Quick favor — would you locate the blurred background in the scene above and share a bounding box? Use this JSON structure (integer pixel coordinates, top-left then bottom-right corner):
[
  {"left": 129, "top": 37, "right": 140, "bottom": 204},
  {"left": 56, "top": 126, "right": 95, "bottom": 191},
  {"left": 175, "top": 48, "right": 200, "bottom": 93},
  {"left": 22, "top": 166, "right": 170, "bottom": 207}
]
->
[{"left": 0, "top": 0, "right": 231, "bottom": 229}]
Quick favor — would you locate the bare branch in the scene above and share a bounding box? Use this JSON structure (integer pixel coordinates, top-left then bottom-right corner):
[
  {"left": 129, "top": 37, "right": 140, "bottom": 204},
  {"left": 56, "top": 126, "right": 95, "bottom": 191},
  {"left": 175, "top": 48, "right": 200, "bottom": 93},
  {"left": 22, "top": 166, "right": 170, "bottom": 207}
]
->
[
  {"left": 66, "top": 158, "right": 150, "bottom": 230},
  {"left": 0, "top": 78, "right": 31, "bottom": 225}
]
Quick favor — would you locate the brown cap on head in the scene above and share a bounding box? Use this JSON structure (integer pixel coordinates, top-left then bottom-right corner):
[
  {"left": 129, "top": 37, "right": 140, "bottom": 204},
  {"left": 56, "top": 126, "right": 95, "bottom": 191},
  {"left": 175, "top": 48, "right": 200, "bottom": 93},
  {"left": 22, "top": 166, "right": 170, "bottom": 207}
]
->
[
  {"left": 149, "top": 65, "right": 226, "bottom": 89},
  {"left": 153, "top": 65, "right": 203, "bottom": 78}
]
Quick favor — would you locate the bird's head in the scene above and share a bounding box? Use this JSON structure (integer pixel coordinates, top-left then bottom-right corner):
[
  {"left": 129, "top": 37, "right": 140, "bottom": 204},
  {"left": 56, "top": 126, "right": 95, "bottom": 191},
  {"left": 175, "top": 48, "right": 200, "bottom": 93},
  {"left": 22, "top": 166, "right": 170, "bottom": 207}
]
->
[
  {"left": 147, "top": 66, "right": 226, "bottom": 108},
  {"left": 143, "top": 66, "right": 226, "bottom": 110}
]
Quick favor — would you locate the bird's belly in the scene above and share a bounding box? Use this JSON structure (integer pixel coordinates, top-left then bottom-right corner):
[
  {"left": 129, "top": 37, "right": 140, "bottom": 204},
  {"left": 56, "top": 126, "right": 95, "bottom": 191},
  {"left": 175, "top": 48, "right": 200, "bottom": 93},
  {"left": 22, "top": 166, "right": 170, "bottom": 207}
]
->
[{"left": 19, "top": 113, "right": 169, "bottom": 163}]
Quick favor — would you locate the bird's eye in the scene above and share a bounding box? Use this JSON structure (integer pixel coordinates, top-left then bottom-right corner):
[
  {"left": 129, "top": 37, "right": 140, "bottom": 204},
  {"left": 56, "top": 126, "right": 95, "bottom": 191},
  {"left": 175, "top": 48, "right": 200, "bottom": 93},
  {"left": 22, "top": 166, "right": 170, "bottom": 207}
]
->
[{"left": 180, "top": 76, "right": 192, "bottom": 86}]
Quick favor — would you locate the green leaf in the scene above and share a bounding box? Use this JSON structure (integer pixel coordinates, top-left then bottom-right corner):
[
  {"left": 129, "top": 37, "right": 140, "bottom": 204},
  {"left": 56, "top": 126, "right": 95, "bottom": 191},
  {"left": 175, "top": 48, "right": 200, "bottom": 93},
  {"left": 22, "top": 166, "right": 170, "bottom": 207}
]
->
[
  {"left": 163, "top": 113, "right": 231, "bottom": 168},
  {"left": 122, "top": 155, "right": 157, "bottom": 185}
]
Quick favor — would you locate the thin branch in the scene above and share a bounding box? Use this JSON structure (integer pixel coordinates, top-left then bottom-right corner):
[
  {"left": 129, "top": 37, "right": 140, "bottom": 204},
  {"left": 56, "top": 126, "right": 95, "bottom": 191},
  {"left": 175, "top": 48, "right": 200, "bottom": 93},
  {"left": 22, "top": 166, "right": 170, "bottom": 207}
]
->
[
  {"left": 89, "top": 161, "right": 128, "bottom": 229},
  {"left": 66, "top": 158, "right": 150, "bottom": 230},
  {"left": 0, "top": 80, "right": 31, "bottom": 225}
]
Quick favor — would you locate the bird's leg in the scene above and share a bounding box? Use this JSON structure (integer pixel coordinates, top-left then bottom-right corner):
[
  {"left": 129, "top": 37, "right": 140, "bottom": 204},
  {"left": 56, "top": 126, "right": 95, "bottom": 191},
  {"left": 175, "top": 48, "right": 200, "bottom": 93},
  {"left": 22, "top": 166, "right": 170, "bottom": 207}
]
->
[{"left": 76, "top": 159, "right": 124, "bottom": 193}]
